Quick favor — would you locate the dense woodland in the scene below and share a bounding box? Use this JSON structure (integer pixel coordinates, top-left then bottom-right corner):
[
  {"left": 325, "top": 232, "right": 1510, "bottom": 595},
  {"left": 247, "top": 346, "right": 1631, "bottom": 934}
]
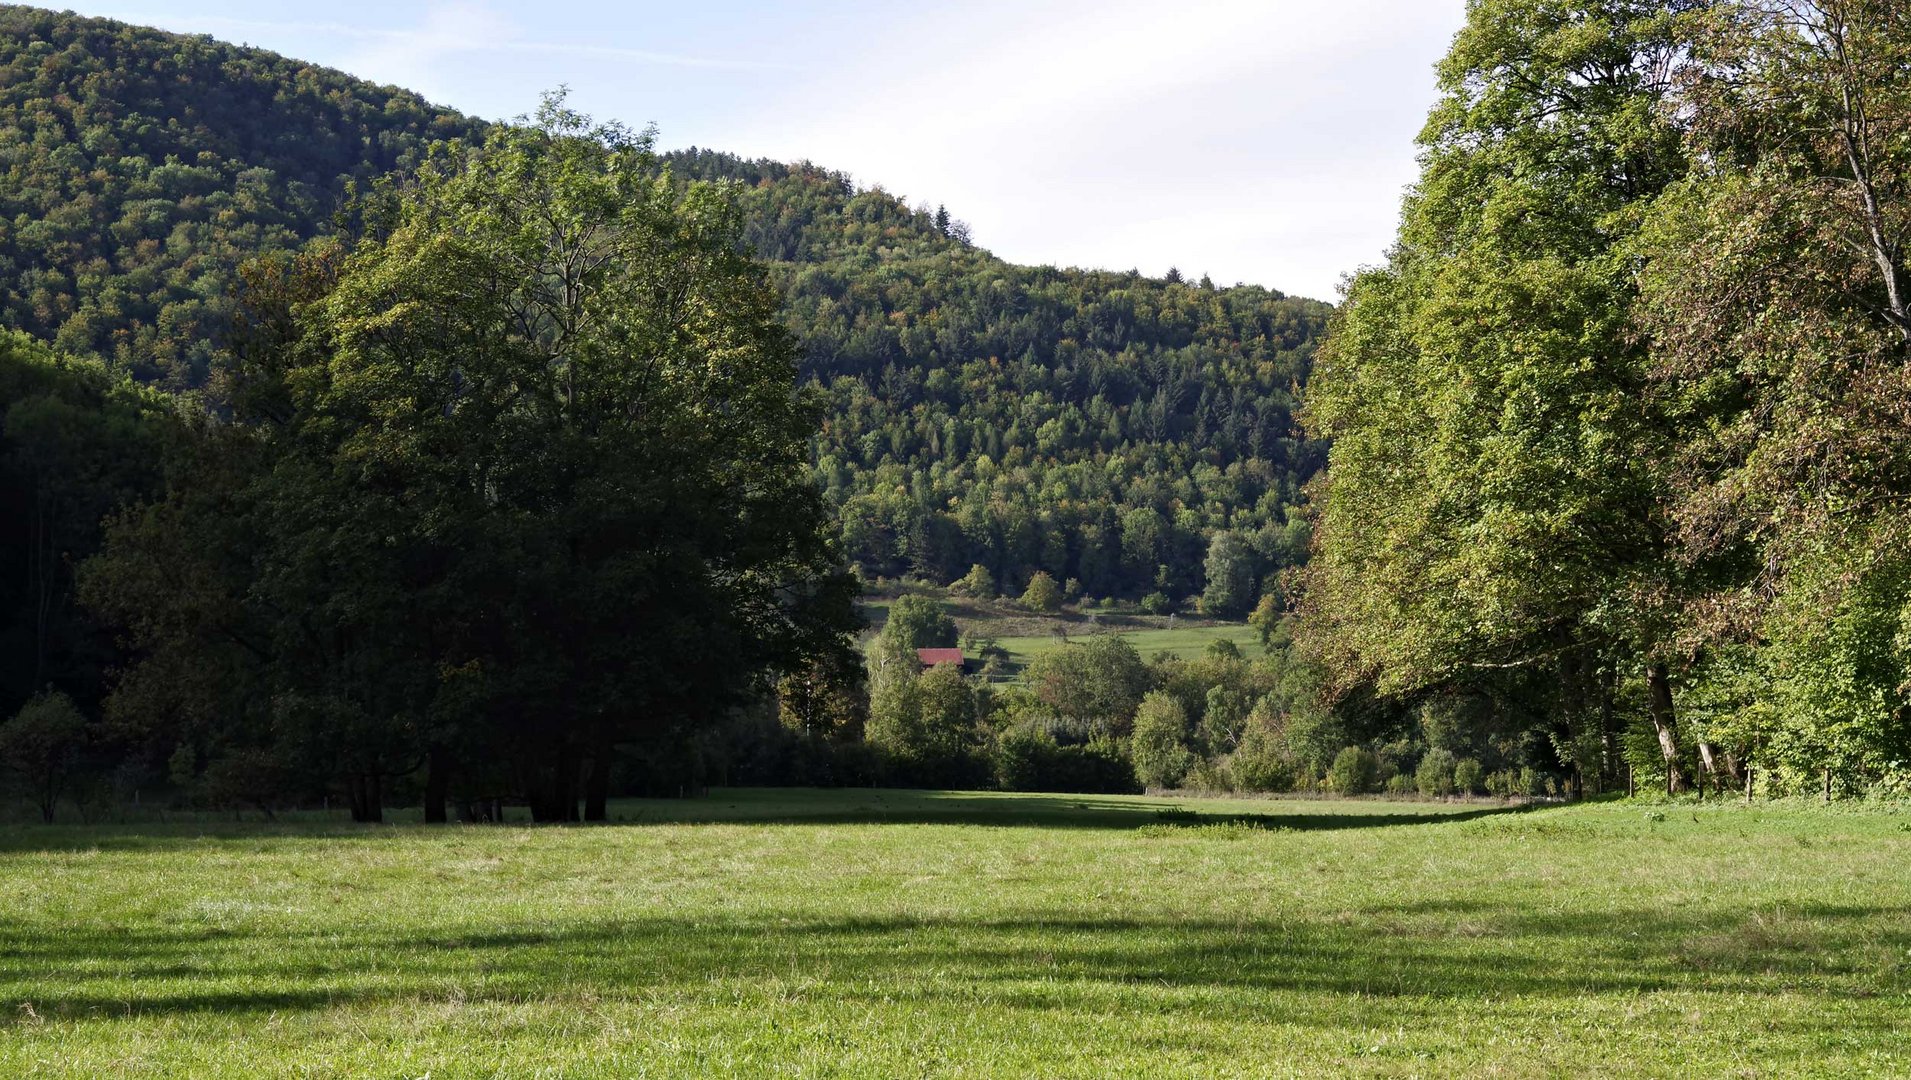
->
[
  {"left": 5, "top": 1, "right": 1911, "bottom": 820},
  {"left": 696, "top": 150, "right": 1329, "bottom": 604}
]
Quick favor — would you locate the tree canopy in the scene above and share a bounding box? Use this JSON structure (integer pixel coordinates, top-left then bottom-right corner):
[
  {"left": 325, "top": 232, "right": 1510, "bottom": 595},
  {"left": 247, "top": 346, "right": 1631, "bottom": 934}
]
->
[
  {"left": 81, "top": 98, "right": 858, "bottom": 821},
  {"left": 1300, "top": 0, "right": 1911, "bottom": 798}
]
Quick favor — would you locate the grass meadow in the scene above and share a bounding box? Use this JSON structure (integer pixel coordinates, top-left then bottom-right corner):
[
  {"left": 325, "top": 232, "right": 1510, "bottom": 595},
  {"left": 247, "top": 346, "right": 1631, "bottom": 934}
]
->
[
  {"left": 992, "top": 622, "right": 1266, "bottom": 671},
  {"left": 4, "top": 788, "right": 1909, "bottom": 1077},
  {"left": 858, "top": 590, "right": 1265, "bottom": 678}
]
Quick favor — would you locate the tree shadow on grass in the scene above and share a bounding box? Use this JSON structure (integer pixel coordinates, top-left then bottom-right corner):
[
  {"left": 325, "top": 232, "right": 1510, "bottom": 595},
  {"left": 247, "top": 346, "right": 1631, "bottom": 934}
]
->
[
  {"left": 4, "top": 898, "right": 1906, "bottom": 1027},
  {"left": 607, "top": 789, "right": 1534, "bottom": 832},
  {"left": 0, "top": 791, "right": 1533, "bottom": 851}
]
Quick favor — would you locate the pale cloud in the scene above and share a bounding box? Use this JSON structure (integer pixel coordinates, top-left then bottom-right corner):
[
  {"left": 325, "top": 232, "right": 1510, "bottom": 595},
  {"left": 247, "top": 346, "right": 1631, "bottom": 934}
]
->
[
  {"left": 703, "top": 0, "right": 1462, "bottom": 299},
  {"left": 330, "top": 3, "right": 519, "bottom": 100},
  {"left": 103, "top": 4, "right": 788, "bottom": 99}
]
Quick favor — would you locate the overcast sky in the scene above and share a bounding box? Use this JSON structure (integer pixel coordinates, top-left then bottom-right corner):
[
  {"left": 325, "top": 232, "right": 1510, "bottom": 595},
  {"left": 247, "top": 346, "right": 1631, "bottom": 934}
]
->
[{"left": 86, "top": 0, "right": 1467, "bottom": 302}]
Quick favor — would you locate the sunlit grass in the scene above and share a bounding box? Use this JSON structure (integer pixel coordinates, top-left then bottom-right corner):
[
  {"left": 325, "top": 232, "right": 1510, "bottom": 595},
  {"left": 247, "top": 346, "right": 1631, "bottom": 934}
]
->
[
  {"left": 994, "top": 623, "right": 1265, "bottom": 670},
  {"left": 3, "top": 788, "right": 1907, "bottom": 1077}
]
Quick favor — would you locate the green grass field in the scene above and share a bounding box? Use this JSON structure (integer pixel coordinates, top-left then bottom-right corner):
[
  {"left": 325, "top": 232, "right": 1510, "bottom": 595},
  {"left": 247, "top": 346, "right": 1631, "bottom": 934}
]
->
[
  {"left": 4, "top": 789, "right": 1908, "bottom": 1077},
  {"left": 992, "top": 622, "right": 1265, "bottom": 671},
  {"left": 857, "top": 591, "right": 1262, "bottom": 678}
]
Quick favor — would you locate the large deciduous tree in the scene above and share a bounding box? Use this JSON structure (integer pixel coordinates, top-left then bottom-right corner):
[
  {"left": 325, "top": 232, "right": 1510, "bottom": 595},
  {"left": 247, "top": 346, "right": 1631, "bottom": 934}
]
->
[
  {"left": 88, "top": 96, "right": 858, "bottom": 821},
  {"left": 1636, "top": 0, "right": 1911, "bottom": 785},
  {"left": 1296, "top": 0, "right": 1701, "bottom": 790}
]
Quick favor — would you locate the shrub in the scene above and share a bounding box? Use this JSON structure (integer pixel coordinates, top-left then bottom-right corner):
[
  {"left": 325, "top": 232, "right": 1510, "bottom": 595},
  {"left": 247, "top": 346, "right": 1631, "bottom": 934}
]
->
[
  {"left": 1025, "top": 635, "right": 1151, "bottom": 735},
  {"left": 1518, "top": 766, "right": 1542, "bottom": 797},
  {"left": 1374, "top": 756, "right": 1400, "bottom": 790},
  {"left": 881, "top": 594, "right": 958, "bottom": 650},
  {"left": 993, "top": 728, "right": 1138, "bottom": 794},
  {"left": 1326, "top": 746, "right": 1378, "bottom": 795},
  {"left": 1248, "top": 592, "right": 1283, "bottom": 646},
  {"left": 1416, "top": 749, "right": 1457, "bottom": 797},
  {"left": 1453, "top": 757, "right": 1484, "bottom": 795},
  {"left": 951, "top": 563, "right": 995, "bottom": 598},
  {"left": 866, "top": 663, "right": 988, "bottom": 788},
  {"left": 1205, "top": 638, "right": 1243, "bottom": 661},
  {"left": 0, "top": 690, "right": 89, "bottom": 823},
  {"left": 1139, "top": 591, "right": 1175, "bottom": 615},
  {"left": 1183, "top": 757, "right": 1231, "bottom": 792},
  {"left": 1229, "top": 743, "right": 1296, "bottom": 793},
  {"left": 1020, "top": 571, "right": 1063, "bottom": 612},
  {"left": 1385, "top": 773, "right": 1414, "bottom": 795},
  {"left": 1130, "top": 692, "right": 1194, "bottom": 789}
]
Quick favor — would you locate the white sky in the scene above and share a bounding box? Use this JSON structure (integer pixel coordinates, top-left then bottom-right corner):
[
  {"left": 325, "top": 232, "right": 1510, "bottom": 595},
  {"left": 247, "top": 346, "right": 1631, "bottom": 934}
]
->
[{"left": 86, "top": 0, "right": 1468, "bottom": 302}]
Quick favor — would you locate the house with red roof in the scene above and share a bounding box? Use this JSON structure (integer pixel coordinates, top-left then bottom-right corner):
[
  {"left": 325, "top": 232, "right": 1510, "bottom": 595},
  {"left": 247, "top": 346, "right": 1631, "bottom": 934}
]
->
[{"left": 915, "top": 647, "right": 969, "bottom": 673}]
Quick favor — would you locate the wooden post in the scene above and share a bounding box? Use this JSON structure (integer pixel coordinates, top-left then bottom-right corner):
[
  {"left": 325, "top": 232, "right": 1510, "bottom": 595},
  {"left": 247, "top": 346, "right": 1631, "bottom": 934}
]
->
[
  {"left": 1628, "top": 764, "right": 1636, "bottom": 798},
  {"left": 1824, "top": 768, "right": 1833, "bottom": 803},
  {"left": 1744, "top": 765, "right": 1753, "bottom": 804}
]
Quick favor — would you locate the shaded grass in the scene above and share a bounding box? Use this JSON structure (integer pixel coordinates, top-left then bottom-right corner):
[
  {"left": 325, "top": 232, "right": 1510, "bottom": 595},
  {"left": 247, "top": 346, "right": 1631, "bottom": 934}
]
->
[{"left": 3, "top": 789, "right": 1909, "bottom": 1077}]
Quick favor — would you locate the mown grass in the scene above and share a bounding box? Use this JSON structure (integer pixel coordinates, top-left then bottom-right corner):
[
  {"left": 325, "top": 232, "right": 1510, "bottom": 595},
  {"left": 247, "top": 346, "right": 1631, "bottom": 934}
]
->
[{"left": 3, "top": 788, "right": 1908, "bottom": 1077}]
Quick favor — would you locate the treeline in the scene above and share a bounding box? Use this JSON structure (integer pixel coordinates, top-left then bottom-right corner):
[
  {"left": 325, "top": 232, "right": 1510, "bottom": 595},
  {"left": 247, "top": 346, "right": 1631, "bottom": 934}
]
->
[
  {"left": 1297, "top": 0, "right": 1911, "bottom": 800},
  {"left": 717, "top": 593, "right": 1577, "bottom": 800},
  {"left": 0, "top": 103, "right": 858, "bottom": 822}
]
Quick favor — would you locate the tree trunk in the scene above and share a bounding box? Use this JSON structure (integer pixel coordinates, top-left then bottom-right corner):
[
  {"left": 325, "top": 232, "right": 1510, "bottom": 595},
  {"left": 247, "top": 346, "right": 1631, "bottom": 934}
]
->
[
  {"left": 423, "top": 746, "right": 449, "bottom": 824},
  {"left": 1697, "top": 741, "right": 1738, "bottom": 789},
  {"left": 529, "top": 747, "right": 581, "bottom": 823},
  {"left": 1598, "top": 673, "right": 1617, "bottom": 795},
  {"left": 584, "top": 745, "right": 611, "bottom": 822},
  {"left": 560, "top": 746, "right": 581, "bottom": 822},
  {"left": 1647, "top": 663, "right": 1684, "bottom": 794},
  {"left": 347, "top": 775, "right": 366, "bottom": 822},
  {"left": 528, "top": 785, "right": 556, "bottom": 823},
  {"left": 365, "top": 772, "right": 384, "bottom": 824}
]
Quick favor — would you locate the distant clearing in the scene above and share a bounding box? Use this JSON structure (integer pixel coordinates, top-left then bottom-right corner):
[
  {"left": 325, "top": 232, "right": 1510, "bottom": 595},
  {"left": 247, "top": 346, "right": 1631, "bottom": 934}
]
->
[
  {"left": 859, "top": 591, "right": 1261, "bottom": 676},
  {"left": 993, "top": 623, "right": 1265, "bottom": 672}
]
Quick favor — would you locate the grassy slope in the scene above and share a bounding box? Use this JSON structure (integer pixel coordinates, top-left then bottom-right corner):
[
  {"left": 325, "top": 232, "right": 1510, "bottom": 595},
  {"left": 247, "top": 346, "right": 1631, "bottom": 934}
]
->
[
  {"left": 3, "top": 789, "right": 1908, "bottom": 1078},
  {"left": 861, "top": 592, "right": 1263, "bottom": 675},
  {"left": 993, "top": 623, "right": 1266, "bottom": 668}
]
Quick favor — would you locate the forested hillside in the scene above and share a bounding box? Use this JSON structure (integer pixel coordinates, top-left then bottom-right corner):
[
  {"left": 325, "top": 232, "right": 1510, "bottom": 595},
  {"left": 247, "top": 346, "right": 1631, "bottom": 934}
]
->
[
  {"left": 0, "top": 6, "right": 486, "bottom": 384},
  {"left": 0, "top": 6, "right": 1331, "bottom": 605},
  {"left": 668, "top": 150, "right": 1327, "bottom": 601}
]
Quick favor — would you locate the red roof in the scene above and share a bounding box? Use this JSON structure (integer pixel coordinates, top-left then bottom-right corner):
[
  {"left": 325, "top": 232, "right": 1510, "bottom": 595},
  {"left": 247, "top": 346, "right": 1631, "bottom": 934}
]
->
[{"left": 916, "top": 648, "right": 965, "bottom": 667}]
